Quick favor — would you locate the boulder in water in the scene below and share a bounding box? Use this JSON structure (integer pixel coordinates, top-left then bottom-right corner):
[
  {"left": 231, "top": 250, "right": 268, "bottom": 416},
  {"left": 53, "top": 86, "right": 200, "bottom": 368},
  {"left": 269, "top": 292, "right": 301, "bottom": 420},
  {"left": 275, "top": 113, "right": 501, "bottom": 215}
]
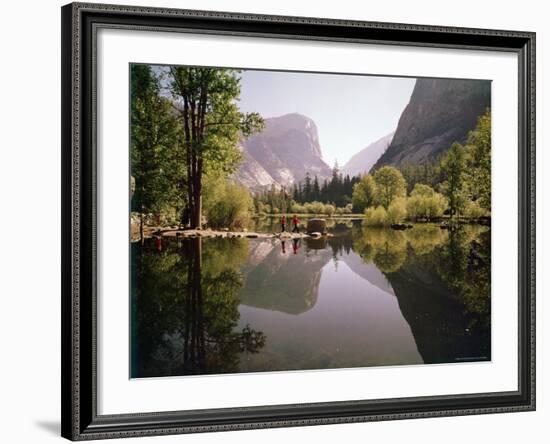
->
[{"left": 307, "top": 218, "right": 326, "bottom": 234}]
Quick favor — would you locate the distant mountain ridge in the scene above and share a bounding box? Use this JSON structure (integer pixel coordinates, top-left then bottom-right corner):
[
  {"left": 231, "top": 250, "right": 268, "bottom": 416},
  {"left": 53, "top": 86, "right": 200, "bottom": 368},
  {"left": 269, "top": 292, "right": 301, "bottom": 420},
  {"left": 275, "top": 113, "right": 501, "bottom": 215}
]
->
[
  {"left": 235, "top": 78, "right": 490, "bottom": 192},
  {"left": 372, "top": 78, "right": 491, "bottom": 170},
  {"left": 234, "top": 113, "right": 332, "bottom": 191},
  {"left": 341, "top": 132, "right": 394, "bottom": 178}
]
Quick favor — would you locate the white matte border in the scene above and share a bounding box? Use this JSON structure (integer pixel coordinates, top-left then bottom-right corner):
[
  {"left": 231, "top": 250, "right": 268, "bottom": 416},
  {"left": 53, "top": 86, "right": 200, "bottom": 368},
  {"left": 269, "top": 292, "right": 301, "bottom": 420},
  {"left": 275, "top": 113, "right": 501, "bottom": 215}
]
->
[{"left": 97, "top": 28, "right": 519, "bottom": 415}]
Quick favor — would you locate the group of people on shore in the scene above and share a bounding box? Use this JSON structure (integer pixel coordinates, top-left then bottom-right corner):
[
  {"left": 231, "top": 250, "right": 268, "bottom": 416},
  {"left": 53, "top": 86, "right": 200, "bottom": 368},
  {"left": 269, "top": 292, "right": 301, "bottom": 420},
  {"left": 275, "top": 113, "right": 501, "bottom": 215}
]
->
[{"left": 280, "top": 214, "right": 300, "bottom": 233}]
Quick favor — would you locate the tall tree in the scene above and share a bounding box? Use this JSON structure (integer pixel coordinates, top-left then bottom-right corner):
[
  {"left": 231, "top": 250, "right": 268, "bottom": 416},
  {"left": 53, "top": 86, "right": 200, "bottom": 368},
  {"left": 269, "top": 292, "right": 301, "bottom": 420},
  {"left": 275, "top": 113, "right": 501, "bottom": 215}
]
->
[
  {"left": 441, "top": 142, "right": 467, "bottom": 217},
  {"left": 312, "top": 175, "right": 320, "bottom": 201},
  {"left": 373, "top": 166, "right": 407, "bottom": 209},
  {"left": 351, "top": 174, "right": 377, "bottom": 212},
  {"left": 131, "top": 65, "right": 182, "bottom": 240},
  {"left": 464, "top": 109, "right": 491, "bottom": 211},
  {"left": 302, "top": 173, "right": 312, "bottom": 202},
  {"left": 169, "top": 67, "right": 264, "bottom": 228}
]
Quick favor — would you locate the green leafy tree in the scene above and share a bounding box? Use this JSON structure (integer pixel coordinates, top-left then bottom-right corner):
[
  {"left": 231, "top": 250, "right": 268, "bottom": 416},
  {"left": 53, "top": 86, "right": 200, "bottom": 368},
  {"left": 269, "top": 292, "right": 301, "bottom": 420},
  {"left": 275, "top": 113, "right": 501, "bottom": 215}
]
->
[
  {"left": 399, "top": 158, "right": 443, "bottom": 192},
  {"left": 364, "top": 206, "right": 389, "bottom": 226},
  {"left": 323, "top": 203, "right": 336, "bottom": 216},
  {"left": 463, "top": 200, "right": 488, "bottom": 219},
  {"left": 304, "top": 201, "right": 325, "bottom": 214},
  {"left": 464, "top": 109, "right": 491, "bottom": 212},
  {"left": 130, "top": 65, "right": 183, "bottom": 239},
  {"left": 387, "top": 197, "right": 408, "bottom": 224},
  {"left": 351, "top": 174, "right": 377, "bottom": 212},
  {"left": 373, "top": 166, "right": 407, "bottom": 209},
  {"left": 202, "top": 177, "right": 254, "bottom": 229},
  {"left": 440, "top": 142, "right": 467, "bottom": 217},
  {"left": 169, "top": 67, "right": 264, "bottom": 228},
  {"left": 406, "top": 184, "right": 448, "bottom": 221}
]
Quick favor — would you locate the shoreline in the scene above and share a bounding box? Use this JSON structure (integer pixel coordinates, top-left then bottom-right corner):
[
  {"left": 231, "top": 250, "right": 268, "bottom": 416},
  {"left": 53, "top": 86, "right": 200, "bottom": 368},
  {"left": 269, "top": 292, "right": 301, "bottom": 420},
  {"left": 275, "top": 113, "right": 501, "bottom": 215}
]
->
[
  {"left": 132, "top": 227, "right": 322, "bottom": 242},
  {"left": 131, "top": 217, "right": 490, "bottom": 242}
]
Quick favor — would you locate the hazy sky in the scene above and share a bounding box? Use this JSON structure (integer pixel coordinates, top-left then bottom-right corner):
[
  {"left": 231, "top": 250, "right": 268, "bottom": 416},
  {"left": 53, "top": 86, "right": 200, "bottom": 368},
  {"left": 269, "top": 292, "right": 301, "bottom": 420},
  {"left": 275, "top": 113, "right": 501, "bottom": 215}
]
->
[{"left": 238, "top": 70, "right": 416, "bottom": 166}]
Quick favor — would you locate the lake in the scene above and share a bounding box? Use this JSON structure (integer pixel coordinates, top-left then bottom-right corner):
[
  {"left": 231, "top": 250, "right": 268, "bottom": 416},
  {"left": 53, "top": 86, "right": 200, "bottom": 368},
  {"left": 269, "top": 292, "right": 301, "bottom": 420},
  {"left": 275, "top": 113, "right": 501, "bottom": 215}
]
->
[{"left": 131, "top": 220, "right": 491, "bottom": 378}]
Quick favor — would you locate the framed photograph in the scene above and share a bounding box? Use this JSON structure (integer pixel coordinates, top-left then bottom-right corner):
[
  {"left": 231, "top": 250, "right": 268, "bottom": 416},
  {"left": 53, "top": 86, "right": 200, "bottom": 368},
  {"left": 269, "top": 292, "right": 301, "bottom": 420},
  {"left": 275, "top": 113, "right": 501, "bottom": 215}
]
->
[{"left": 61, "top": 2, "right": 535, "bottom": 440}]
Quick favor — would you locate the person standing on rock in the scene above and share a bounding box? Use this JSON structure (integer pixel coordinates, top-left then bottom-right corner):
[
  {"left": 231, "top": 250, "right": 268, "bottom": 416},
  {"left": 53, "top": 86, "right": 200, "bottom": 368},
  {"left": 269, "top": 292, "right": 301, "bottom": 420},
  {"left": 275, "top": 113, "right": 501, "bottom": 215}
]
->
[
  {"left": 292, "top": 215, "right": 300, "bottom": 233},
  {"left": 281, "top": 215, "right": 286, "bottom": 232}
]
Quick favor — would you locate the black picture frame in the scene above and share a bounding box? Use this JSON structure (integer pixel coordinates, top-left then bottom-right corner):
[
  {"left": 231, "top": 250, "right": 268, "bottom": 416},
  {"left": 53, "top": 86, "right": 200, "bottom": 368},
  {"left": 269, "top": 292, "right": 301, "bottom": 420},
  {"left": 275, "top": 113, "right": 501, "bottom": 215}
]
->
[{"left": 61, "top": 2, "right": 536, "bottom": 440}]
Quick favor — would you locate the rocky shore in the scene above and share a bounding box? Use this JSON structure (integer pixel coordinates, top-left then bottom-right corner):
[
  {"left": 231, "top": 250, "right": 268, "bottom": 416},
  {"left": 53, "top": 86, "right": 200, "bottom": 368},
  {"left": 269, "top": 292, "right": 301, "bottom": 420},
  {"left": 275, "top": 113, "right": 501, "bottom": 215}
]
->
[{"left": 132, "top": 226, "right": 328, "bottom": 242}]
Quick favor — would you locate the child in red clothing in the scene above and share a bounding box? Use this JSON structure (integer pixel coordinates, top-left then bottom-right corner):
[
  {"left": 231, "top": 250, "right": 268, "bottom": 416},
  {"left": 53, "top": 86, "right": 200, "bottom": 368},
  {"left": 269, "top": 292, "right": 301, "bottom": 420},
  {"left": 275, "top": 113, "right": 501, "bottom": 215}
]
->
[{"left": 292, "top": 215, "right": 300, "bottom": 233}]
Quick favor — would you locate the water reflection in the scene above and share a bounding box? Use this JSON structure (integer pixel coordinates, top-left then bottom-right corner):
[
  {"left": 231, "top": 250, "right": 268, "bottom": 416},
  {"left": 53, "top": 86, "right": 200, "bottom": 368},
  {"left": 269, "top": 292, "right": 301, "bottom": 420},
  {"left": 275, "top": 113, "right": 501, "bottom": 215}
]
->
[
  {"left": 131, "top": 237, "right": 266, "bottom": 378},
  {"left": 131, "top": 221, "right": 490, "bottom": 377}
]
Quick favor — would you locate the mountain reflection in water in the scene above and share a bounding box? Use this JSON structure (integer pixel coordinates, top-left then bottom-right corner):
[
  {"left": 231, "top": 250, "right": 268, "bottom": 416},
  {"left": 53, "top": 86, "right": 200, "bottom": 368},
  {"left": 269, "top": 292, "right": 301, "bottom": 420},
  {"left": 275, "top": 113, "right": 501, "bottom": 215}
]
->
[{"left": 131, "top": 221, "right": 491, "bottom": 378}]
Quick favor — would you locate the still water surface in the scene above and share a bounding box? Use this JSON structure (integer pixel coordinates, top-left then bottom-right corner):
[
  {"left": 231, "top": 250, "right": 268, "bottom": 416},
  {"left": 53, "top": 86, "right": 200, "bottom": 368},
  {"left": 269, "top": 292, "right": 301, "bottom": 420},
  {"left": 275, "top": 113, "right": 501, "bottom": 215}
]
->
[{"left": 131, "top": 220, "right": 490, "bottom": 378}]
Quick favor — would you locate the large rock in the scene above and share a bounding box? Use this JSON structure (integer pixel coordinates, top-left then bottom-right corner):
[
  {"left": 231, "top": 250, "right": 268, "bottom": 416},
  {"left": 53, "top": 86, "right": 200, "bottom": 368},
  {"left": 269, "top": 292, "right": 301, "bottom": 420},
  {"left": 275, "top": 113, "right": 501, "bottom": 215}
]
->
[
  {"left": 306, "top": 218, "right": 327, "bottom": 234},
  {"left": 372, "top": 78, "right": 491, "bottom": 170},
  {"left": 233, "top": 147, "right": 280, "bottom": 193},
  {"left": 235, "top": 113, "right": 332, "bottom": 190}
]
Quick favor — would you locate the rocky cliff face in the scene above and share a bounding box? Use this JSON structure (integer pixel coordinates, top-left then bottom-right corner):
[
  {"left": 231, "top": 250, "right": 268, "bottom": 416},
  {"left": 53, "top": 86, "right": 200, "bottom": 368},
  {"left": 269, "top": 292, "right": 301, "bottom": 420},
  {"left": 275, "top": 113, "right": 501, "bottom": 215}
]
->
[
  {"left": 372, "top": 78, "right": 491, "bottom": 170},
  {"left": 341, "top": 132, "right": 394, "bottom": 177},
  {"left": 235, "top": 113, "right": 331, "bottom": 190},
  {"left": 234, "top": 147, "right": 280, "bottom": 192}
]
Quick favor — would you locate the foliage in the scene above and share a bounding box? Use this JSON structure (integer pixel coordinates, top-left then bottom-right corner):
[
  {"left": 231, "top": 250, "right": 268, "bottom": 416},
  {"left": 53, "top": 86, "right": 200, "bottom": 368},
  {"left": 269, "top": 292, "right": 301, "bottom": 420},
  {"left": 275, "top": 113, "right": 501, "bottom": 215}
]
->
[
  {"left": 364, "top": 206, "right": 389, "bottom": 226},
  {"left": 255, "top": 201, "right": 271, "bottom": 216},
  {"left": 399, "top": 157, "right": 443, "bottom": 193},
  {"left": 289, "top": 201, "right": 306, "bottom": 214},
  {"left": 168, "top": 66, "right": 264, "bottom": 227},
  {"left": 257, "top": 184, "right": 291, "bottom": 214},
  {"left": 289, "top": 165, "right": 359, "bottom": 207},
  {"left": 323, "top": 203, "right": 336, "bottom": 216},
  {"left": 351, "top": 174, "right": 377, "bottom": 212},
  {"left": 387, "top": 197, "right": 408, "bottom": 224},
  {"left": 463, "top": 200, "right": 489, "bottom": 219},
  {"left": 130, "top": 65, "right": 185, "bottom": 220},
  {"left": 304, "top": 201, "right": 326, "bottom": 214},
  {"left": 440, "top": 142, "right": 468, "bottom": 217},
  {"left": 463, "top": 109, "right": 491, "bottom": 211},
  {"left": 335, "top": 204, "right": 353, "bottom": 215},
  {"left": 397, "top": 109, "right": 491, "bottom": 219},
  {"left": 406, "top": 184, "right": 448, "bottom": 221},
  {"left": 203, "top": 177, "right": 254, "bottom": 229},
  {"left": 373, "top": 166, "right": 407, "bottom": 209}
]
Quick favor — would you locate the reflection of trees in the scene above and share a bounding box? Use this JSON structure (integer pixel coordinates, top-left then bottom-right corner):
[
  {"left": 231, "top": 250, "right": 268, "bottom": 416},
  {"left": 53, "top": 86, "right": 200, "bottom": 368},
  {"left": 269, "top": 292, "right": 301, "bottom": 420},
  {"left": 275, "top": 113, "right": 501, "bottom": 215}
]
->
[
  {"left": 131, "top": 237, "right": 266, "bottom": 378},
  {"left": 375, "top": 224, "right": 491, "bottom": 363},
  {"left": 404, "top": 225, "right": 448, "bottom": 256},
  {"left": 350, "top": 223, "right": 491, "bottom": 363},
  {"left": 327, "top": 234, "right": 353, "bottom": 260},
  {"left": 433, "top": 226, "right": 491, "bottom": 330},
  {"left": 411, "top": 225, "right": 491, "bottom": 325},
  {"left": 353, "top": 227, "right": 407, "bottom": 273}
]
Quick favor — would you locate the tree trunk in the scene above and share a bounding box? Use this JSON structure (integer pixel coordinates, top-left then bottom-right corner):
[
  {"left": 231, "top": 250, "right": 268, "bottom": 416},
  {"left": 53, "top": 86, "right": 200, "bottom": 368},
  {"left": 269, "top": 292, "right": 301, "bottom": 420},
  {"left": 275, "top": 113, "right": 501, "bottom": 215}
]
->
[
  {"left": 183, "top": 237, "right": 203, "bottom": 372},
  {"left": 190, "top": 176, "right": 202, "bottom": 229},
  {"left": 139, "top": 208, "right": 144, "bottom": 244}
]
